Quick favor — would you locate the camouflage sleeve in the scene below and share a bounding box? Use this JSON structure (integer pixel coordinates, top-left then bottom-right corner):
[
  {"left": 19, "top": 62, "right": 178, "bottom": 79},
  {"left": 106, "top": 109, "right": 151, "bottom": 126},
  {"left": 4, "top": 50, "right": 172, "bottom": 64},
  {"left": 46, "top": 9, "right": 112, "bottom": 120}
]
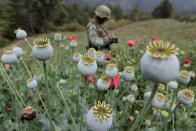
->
[{"left": 88, "top": 26, "right": 110, "bottom": 48}]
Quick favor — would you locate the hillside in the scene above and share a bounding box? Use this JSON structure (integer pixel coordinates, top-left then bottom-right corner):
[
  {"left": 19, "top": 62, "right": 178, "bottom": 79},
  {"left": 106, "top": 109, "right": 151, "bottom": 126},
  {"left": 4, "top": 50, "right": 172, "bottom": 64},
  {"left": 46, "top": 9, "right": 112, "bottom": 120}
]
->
[{"left": 64, "top": 0, "right": 196, "bottom": 14}]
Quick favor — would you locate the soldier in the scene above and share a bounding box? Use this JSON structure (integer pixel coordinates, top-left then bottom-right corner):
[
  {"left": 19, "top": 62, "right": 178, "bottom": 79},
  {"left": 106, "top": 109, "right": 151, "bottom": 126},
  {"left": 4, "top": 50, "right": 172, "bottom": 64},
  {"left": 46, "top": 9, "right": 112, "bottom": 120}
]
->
[{"left": 86, "top": 5, "right": 118, "bottom": 51}]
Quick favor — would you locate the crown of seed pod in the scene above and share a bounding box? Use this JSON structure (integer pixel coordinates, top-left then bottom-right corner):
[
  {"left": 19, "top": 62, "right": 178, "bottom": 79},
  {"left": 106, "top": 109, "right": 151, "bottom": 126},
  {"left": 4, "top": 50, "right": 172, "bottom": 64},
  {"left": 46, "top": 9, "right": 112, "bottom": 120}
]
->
[
  {"left": 165, "top": 100, "right": 176, "bottom": 111},
  {"left": 152, "top": 92, "right": 166, "bottom": 108},
  {"left": 96, "top": 76, "right": 110, "bottom": 91},
  {"left": 122, "top": 66, "right": 135, "bottom": 81},
  {"left": 140, "top": 41, "right": 180, "bottom": 83},
  {"left": 177, "top": 89, "right": 195, "bottom": 105},
  {"left": 177, "top": 70, "right": 191, "bottom": 85},
  {"left": 153, "top": 108, "right": 161, "bottom": 117},
  {"left": 131, "top": 84, "right": 138, "bottom": 92},
  {"left": 33, "top": 37, "right": 53, "bottom": 61},
  {"left": 77, "top": 54, "right": 97, "bottom": 76},
  {"left": 87, "top": 101, "right": 113, "bottom": 131},
  {"left": 158, "top": 84, "right": 165, "bottom": 92},
  {"left": 88, "top": 48, "right": 96, "bottom": 57},
  {"left": 20, "top": 106, "right": 36, "bottom": 123},
  {"left": 105, "top": 63, "right": 118, "bottom": 78},
  {"left": 1, "top": 50, "right": 17, "bottom": 64}
]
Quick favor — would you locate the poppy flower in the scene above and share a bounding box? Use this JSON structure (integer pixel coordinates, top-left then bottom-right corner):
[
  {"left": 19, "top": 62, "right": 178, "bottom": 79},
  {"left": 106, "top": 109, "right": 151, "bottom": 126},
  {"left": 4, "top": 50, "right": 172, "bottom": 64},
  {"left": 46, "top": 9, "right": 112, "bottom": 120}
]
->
[
  {"left": 51, "top": 54, "right": 55, "bottom": 58},
  {"left": 152, "top": 37, "right": 159, "bottom": 43},
  {"left": 68, "top": 36, "right": 77, "bottom": 41},
  {"left": 83, "top": 76, "right": 95, "bottom": 84},
  {"left": 88, "top": 76, "right": 94, "bottom": 83},
  {"left": 16, "top": 80, "right": 19, "bottom": 83},
  {"left": 109, "top": 75, "right": 120, "bottom": 90},
  {"left": 5, "top": 64, "right": 10, "bottom": 69},
  {"left": 58, "top": 42, "right": 62, "bottom": 47},
  {"left": 126, "top": 40, "right": 135, "bottom": 46},
  {"left": 185, "top": 58, "right": 191, "bottom": 64},
  {"left": 136, "top": 39, "right": 140, "bottom": 43},
  {"left": 7, "top": 107, "right": 13, "bottom": 112},
  {"left": 142, "top": 42, "right": 145, "bottom": 45},
  {"left": 105, "top": 55, "right": 111, "bottom": 60}
]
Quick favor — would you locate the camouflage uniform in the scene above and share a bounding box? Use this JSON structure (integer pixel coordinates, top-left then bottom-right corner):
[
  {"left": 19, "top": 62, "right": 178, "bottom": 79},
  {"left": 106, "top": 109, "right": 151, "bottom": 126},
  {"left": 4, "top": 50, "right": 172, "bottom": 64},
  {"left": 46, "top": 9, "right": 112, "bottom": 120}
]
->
[{"left": 87, "top": 18, "right": 110, "bottom": 50}]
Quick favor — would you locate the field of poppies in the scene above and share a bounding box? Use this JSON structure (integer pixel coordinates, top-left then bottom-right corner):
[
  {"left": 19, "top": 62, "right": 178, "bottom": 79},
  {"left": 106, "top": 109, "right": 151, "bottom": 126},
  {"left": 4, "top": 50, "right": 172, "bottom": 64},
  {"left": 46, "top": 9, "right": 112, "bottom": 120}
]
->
[{"left": 0, "top": 19, "right": 196, "bottom": 131}]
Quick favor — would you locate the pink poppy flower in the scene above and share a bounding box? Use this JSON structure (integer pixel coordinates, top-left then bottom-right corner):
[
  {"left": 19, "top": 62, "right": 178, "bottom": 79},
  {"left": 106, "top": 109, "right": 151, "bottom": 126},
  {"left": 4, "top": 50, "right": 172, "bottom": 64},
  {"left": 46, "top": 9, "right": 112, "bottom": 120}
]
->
[
  {"left": 68, "top": 36, "right": 77, "bottom": 41},
  {"left": 109, "top": 75, "right": 120, "bottom": 90},
  {"left": 126, "top": 40, "right": 135, "bottom": 46},
  {"left": 5, "top": 64, "right": 10, "bottom": 69},
  {"left": 88, "top": 76, "right": 94, "bottom": 83},
  {"left": 136, "top": 39, "right": 140, "bottom": 43},
  {"left": 142, "top": 42, "right": 145, "bottom": 45},
  {"left": 152, "top": 37, "right": 159, "bottom": 43},
  {"left": 51, "top": 54, "right": 55, "bottom": 58},
  {"left": 105, "top": 55, "right": 111, "bottom": 60},
  {"left": 7, "top": 107, "right": 13, "bottom": 112},
  {"left": 58, "top": 42, "right": 62, "bottom": 47},
  {"left": 16, "top": 80, "right": 19, "bottom": 83},
  {"left": 185, "top": 58, "right": 191, "bottom": 64}
]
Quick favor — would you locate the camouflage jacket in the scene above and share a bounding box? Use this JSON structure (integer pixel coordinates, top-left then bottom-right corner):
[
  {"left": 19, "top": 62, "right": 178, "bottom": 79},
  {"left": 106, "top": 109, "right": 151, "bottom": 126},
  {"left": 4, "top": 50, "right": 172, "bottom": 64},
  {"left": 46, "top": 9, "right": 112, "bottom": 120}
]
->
[{"left": 86, "top": 18, "right": 110, "bottom": 49}]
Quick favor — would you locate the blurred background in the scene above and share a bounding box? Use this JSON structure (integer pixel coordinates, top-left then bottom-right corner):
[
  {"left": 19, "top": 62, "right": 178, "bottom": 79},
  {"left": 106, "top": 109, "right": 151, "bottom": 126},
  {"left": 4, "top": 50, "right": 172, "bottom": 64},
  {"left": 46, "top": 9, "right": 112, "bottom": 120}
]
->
[{"left": 0, "top": 0, "right": 196, "bottom": 47}]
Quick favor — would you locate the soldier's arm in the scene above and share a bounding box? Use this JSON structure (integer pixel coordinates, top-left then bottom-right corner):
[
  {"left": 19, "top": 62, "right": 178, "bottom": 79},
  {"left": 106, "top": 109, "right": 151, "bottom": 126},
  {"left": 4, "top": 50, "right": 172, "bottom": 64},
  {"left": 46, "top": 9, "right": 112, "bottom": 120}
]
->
[{"left": 88, "top": 27, "right": 110, "bottom": 48}]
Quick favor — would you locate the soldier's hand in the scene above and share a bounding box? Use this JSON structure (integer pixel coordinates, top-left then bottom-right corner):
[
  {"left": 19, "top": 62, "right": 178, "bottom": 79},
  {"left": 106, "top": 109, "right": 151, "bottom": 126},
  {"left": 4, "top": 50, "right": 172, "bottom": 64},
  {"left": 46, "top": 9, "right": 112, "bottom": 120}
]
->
[{"left": 111, "top": 37, "right": 118, "bottom": 43}]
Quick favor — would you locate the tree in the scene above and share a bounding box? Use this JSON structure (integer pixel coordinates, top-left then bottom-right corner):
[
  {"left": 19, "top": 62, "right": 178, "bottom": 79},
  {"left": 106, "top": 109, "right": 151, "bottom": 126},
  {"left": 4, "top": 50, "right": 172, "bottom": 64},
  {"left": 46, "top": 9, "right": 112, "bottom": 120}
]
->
[
  {"left": 112, "top": 5, "right": 123, "bottom": 21},
  {"left": 152, "top": 0, "right": 173, "bottom": 18},
  {"left": 129, "top": 6, "right": 140, "bottom": 21}
]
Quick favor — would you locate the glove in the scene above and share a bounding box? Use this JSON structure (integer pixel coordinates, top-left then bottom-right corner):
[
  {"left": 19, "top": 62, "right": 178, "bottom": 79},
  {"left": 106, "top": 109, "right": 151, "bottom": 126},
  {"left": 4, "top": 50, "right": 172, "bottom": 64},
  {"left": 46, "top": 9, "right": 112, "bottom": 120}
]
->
[{"left": 110, "top": 37, "right": 118, "bottom": 43}]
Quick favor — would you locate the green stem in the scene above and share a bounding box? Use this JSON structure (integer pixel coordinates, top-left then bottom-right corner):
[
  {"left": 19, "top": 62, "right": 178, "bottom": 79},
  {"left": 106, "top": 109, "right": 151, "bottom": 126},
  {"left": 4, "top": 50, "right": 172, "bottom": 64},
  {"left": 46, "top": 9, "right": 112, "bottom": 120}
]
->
[
  {"left": 130, "top": 83, "right": 158, "bottom": 131},
  {"left": 0, "top": 65, "right": 24, "bottom": 108},
  {"left": 56, "top": 84, "right": 77, "bottom": 131},
  {"left": 161, "top": 103, "right": 180, "bottom": 130},
  {"left": 43, "top": 61, "right": 53, "bottom": 130},
  {"left": 21, "top": 58, "right": 32, "bottom": 78}
]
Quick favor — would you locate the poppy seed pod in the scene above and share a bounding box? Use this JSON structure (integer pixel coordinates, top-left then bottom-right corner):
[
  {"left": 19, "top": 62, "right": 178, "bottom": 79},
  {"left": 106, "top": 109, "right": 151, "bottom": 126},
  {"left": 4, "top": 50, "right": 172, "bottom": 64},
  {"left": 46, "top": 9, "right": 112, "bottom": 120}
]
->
[
  {"left": 26, "top": 78, "right": 38, "bottom": 89},
  {"left": 177, "top": 89, "right": 195, "bottom": 105},
  {"left": 12, "top": 47, "right": 23, "bottom": 58},
  {"left": 105, "top": 63, "right": 118, "bottom": 78},
  {"left": 127, "top": 94, "right": 135, "bottom": 103},
  {"left": 88, "top": 48, "right": 96, "bottom": 57},
  {"left": 54, "top": 33, "right": 62, "bottom": 42},
  {"left": 95, "top": 51, "right": 105, "bottom": 65},
  {"left": 152, "top": 92, "right": 166, "bottom": 108},
  {"left": 33, "top": 72, "right": 42, "bottom": 82},
  {"left": 33, "top": 38, "right": 53, "bottom": 61},
  {"left": 87, "top": 101, "right": 113, "bottom": 131},
  {"left": 77, "top": 54, "right": 97, "bottom": 76},
  {"left": 122, "top": 66, "right": 134, "bottom": 81},
  {"left": 69, "top": 40, "right": 77, "bottom": 48},
  {"left": 96, "top": 76, "right": 110, "bottom": 90},
  {"left": 2, "top": 50, "right": 17, "bottom": 64},
  {"left": 177, "top": 70, "right": 190, "bottom": 85},
  {"left": 73, "top": 53, "right": 81, "bottom": 63},
  {"left": 140, "top": 41, "right": 180, "bottom": 83},
  {"left": 20, "top": 106, "right": 36, "bottom": 122},
  {"left": 95, "top": 37, "right": 104, "bottom": 47},
  {"left": 168, "top": 81, "right": 178, "bottom": 89},
  {"left": 15, "top": 28, "right": 27, "bottom": 40}
]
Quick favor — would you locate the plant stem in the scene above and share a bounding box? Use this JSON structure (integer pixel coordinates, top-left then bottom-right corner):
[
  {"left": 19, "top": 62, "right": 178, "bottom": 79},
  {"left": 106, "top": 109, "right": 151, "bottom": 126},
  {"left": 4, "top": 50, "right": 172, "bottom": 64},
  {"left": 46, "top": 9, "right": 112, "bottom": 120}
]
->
[
  {"left": 43, "top": 61, "right": 53, "bottom": 130},
  {"left": 130, "top": 83, "right": 158, "bottom": 131},
  {"left": 161, "top": 103, "right": 180, "bottom": 130},
  {"left": 21, "top": 58, "right": 32, "bottom": 78},
  {"left": 56, "top": 84, "right": 77, "bottom": 131},
  {"left": 0, "top": 65, "right": 24, "bottom": 108}
]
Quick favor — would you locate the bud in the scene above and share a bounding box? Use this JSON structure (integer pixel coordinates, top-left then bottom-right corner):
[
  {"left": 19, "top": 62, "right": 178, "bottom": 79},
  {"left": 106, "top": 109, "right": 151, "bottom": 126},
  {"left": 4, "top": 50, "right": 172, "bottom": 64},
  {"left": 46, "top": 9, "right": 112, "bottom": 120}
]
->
[{"left": 20, "top": 106, "right": 36, "bottom": 123}]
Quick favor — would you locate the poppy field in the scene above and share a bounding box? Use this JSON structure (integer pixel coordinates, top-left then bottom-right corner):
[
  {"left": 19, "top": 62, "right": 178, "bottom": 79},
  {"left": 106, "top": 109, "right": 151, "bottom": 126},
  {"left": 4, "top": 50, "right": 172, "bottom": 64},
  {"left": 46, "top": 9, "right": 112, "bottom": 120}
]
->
[{"left": 0, "top": 19, "right": 196, "bottom": 131}]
